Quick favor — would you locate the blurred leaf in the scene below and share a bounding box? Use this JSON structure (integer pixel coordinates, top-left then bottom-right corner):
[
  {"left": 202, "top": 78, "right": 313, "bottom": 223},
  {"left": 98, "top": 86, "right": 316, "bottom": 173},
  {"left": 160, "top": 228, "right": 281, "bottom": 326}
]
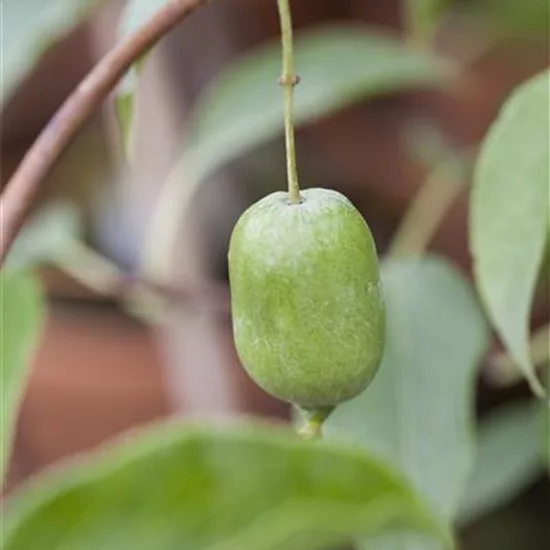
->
[
  {"left": 471, "top": 69, "right": 550, "bottom": 397},
  {"left": 2, "top": 422, "right": 452, "bottom": 550},
  {"left": 458, "top": 401, "right": 544, "bottom": 525},
  {"left": 325, "top": 256, "right": 490, "bottom": 550},
  {"left": 6, "top": 202, "right": 82, "bottom": 270},
  {"left": 142, "top": 25, "right": 452, "bottom": 280},
  {"left": 404, "top": 0, "right": 454, "bottom": 44},
  {"left": 0, "top": 270, "right": 45, "bottom": 484},
  {"left": 116, "top": 56, "right": 147, "bottom": 159},
  {"left": 486, "top": 323, "right": 550, "bottom": 387},
  {"left": 404, "top": 120, "right": 459, "bottom": 167},
  {"left": 472, "top": 0, "right": 550, "bottom": 36},
  {"left": 541, "top": 393, "right": 550, "bottom": 471},
  {"left": 116, "top": 84, "right": 136, "bottom": 158},
  {"left": 2, "top": 0, "right": 105, "bottom": 104},
  {"left": 115, "top": 0, "right": 172, "bottom": 157},
  {"left": 188, "top": 25, "right": 451, "bottom": 177}
]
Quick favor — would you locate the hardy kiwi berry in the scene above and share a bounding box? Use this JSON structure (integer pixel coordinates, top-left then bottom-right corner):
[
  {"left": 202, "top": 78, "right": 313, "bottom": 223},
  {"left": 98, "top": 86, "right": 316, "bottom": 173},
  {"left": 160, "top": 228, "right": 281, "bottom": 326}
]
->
[{"left": 228, "top": 187, "right": 385, "bottom": 407}]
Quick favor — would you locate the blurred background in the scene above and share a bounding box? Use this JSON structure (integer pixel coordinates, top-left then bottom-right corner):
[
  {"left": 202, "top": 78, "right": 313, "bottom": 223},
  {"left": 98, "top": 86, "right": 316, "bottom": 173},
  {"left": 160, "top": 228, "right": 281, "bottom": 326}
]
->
[{"left": 1, "top": 1, "right": 548, "bottom": 548}]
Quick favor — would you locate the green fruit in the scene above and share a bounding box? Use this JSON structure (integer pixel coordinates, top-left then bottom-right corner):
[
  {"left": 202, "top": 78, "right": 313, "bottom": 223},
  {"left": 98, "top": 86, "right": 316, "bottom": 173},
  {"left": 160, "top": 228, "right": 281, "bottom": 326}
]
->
[{"left": 228, "top": 187, "right": 385, "bottom": 407}]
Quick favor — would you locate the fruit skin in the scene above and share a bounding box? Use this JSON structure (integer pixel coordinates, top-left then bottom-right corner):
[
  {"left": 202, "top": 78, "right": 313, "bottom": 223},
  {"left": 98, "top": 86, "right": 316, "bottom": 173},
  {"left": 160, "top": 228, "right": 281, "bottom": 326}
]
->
[{"left": 228, "top": 187, "right": 385, "bottom": 407}]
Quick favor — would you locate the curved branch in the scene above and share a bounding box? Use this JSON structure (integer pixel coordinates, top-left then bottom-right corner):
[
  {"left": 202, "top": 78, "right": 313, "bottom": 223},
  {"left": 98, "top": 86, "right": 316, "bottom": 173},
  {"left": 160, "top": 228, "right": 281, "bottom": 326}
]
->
[{"left": 0, "top": 0, "right": 212, "bottom": 266}]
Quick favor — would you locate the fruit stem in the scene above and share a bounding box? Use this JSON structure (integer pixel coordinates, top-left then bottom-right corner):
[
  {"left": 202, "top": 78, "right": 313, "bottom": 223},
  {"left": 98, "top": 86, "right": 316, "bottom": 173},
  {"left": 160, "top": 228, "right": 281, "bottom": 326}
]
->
[
  {"left": 276, "top": 0, "right": 301, "bottom": 204},
  {"left": 295, "top": 406, "right": 334, "bottom": 439}
]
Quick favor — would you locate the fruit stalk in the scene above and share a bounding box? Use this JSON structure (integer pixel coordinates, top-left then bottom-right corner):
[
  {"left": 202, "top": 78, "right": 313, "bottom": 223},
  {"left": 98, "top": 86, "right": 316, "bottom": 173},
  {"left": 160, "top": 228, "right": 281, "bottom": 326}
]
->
[
  {"left": 276, "top": 0, "right": 301, "bottom": 204},
  {"left": 296, "top": 406, "right": 334, "bottom": 440}
]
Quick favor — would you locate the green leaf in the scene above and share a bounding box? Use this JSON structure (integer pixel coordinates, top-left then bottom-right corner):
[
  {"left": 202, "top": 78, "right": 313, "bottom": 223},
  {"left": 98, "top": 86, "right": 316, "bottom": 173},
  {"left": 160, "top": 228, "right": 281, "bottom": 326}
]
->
[
  {"left": 472, "top": 0, "right": 550, "bottom": 36},
  {"left": 471, "top": 69, "right": 550, "bottom": 397},
  {"left": 115, "top": 0, "right": 172, "bottom": 157},
  {"left": 116, "top": 0, "right": 205, "bottom": 157},
  {"left": 6, "top": 202, "right": 82, "bottom": 270},
  {"left": 458, "top": 401, "right": 544, "bottom": 525},
  {"left": 545, "top": 405, "right": 550, "bottom": 471},
  {"left": 141, "top": 26, "right": 452, "bottom": 279},
  {"left": 188, "top": 25, "right": 451, "bottom": 177},
  {"left": 404, "top": 0, "right": 454, "bottom": 44},
  {"left": 2, "top": 422, "right": 452, "bottom": 550},
  {"left": 0, "top": 270, "right": 45, "bottom": 484},
  {"left": 2, "top": 0, "right": 105, "bottom": 104},
  {"left": 115, "top": 84, "right": 136, "bottom": 158},
  {"left": 324, "top": 256, "right": 490, "bottom": 550}
]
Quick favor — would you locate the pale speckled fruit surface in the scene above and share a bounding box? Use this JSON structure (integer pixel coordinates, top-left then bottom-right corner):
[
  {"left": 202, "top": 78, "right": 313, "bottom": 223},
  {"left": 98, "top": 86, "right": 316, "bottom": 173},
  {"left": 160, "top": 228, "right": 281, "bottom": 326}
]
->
[{"left": 228, "top": 188, "right": 385, "bottom": 407}]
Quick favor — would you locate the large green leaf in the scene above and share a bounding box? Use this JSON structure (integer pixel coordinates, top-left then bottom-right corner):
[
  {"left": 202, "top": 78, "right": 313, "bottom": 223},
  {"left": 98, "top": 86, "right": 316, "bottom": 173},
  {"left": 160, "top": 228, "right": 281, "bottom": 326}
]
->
[
  {"left": 0, "top": 270, "right": 45, "bottom": 484},
  {"left": 2, "top": 422, "right": 451, "bottom": 550},
  {"left": 471, "top": 69, "right": 550, "bottom": 397},
  {"left": 141, "top": 26, "right": 451, "bottom": 279},
  {"left": 188, "top": 25, "right": 450, "bottom": 176},
  {"left": 2, "top": 0, "right": 104, "bottom": 104},
  {"left": 324, "top": 257, "right": 490, "bottom": 550},
  {"left": 458, "top": 400, "right": 544, "bottom": 525}
]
